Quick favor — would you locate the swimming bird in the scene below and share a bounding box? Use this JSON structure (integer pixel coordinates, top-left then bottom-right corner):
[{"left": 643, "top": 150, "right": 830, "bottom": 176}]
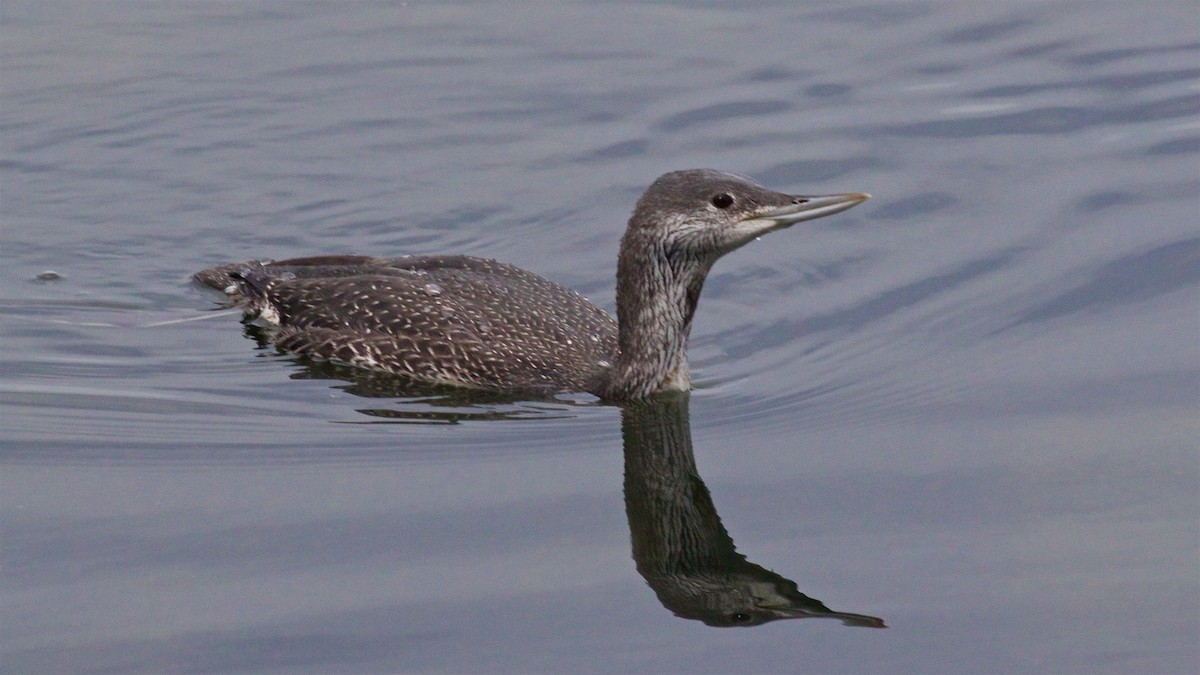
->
[{"left": 194, "top": 169, "right": 868, "bottom": 399}]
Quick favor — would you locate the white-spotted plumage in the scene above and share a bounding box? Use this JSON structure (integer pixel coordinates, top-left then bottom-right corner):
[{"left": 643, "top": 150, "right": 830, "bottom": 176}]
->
[{"left": 195, "top": 170, "right": 868, "bottom": 398}]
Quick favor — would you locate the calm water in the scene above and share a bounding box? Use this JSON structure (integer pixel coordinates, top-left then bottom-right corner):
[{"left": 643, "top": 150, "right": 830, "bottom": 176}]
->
[{"left": 2, "top": 1, "right": 1198, "bottom": 673}]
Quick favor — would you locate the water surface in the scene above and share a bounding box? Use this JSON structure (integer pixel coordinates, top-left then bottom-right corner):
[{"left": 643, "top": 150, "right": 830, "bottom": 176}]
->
[{"left": 2, "top": 1, "right": 1197, "bottom": 672}]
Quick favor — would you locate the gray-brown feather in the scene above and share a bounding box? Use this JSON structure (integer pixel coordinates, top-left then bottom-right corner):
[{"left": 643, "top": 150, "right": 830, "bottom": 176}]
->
[
  {"left": 195, "top": 255, "right": 618, "bottom": 393},
  {"left": 194, "top": 170, "right": 868, "bottom": 398}
]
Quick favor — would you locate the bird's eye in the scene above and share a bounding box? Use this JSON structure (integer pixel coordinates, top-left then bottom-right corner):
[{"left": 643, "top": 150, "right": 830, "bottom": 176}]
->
[
  {"left": 729, "top": 612, "right": 753, "bottom": 623},
  {"left": 711, "top": 193, "right": 734, "bottom": 209}
]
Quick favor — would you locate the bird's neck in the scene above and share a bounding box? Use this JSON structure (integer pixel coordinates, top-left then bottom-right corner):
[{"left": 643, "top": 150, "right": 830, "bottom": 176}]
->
[{"left": 606, "top": 232, "right": 709, "bottom": 398}]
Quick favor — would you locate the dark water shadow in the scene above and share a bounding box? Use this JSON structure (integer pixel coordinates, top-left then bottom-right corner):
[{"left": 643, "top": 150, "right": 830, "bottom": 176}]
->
[
  {"left": 621, "top": 392, "right": 883, "bottom": 628},
  {"left": 234, "top": 328, "right": 884, "bottom": 628}
]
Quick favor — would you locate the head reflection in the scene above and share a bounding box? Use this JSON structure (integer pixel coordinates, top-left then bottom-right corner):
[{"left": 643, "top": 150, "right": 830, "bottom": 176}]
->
[
  {"left": 267, "top": 358, "right": 884, "bottom": 628},
  {"left": 621, "top": 393, "right": 884, "bottom": 628}
]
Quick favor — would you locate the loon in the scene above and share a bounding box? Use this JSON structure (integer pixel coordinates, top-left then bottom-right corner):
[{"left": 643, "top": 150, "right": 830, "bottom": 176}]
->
[{"left": 194, "top": 169, "right": 868, "bottom": 399}]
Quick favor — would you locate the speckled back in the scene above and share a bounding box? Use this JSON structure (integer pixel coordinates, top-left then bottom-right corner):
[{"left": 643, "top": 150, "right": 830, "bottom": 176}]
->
[{"left": 195, "top": 255, "right": 618, "bottom": 393}]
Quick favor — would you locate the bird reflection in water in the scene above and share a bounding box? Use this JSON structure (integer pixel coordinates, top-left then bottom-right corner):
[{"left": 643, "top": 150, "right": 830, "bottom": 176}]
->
[
  {"left": 622, "top": 392, "right": 884, "bottom": 628},
  {"left": 248, "top": 358, "right": 885, "bottom": 628}
]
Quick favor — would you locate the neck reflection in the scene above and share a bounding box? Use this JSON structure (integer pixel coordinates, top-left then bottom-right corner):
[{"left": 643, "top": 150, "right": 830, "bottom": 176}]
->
[{"left": 621, "top": 393, "right": 884, "bottom": 628}]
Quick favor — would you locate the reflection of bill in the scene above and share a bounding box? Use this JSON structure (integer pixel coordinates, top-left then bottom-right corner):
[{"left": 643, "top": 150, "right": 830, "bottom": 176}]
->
[{"left": 622, "top": 393, "right": 885, "bottom": 628}]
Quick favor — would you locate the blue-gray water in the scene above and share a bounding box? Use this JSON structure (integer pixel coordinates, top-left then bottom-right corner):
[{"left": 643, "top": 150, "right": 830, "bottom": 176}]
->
[{"left": 2, "top": 1, "right": 1197, "bottom": 673}]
